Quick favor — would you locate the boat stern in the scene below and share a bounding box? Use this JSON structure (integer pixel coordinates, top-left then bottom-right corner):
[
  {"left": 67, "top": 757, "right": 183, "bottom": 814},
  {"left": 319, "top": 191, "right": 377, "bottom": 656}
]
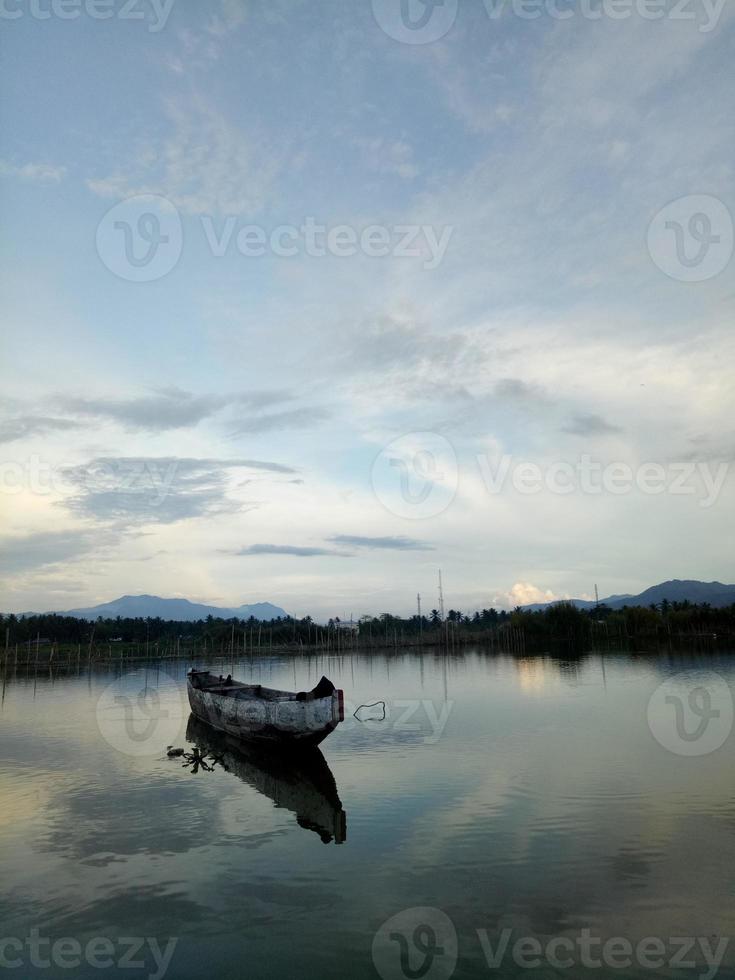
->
[{"left": 333, "top": 687, "right": 345, "bottom": 726}]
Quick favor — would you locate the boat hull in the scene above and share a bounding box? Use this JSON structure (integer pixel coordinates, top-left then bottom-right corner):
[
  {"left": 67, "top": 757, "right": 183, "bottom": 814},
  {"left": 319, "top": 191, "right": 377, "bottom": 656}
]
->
[{"left": 186, "top": 672, "right": 344, "bottom": 747}]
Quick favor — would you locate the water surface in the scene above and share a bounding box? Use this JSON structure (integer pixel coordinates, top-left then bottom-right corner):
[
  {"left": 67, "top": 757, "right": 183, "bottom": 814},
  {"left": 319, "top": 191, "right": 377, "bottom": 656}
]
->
[{"left": 1, "top": 650, "right": 733, "bottom": 979}]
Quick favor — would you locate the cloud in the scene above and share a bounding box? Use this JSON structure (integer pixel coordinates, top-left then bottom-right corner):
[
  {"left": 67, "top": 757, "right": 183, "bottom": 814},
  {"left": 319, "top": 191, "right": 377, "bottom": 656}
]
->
[
  {"left": 87, "top": 95, "right": 281, "bottom": 216},
  {"left": 352, "top": 137, "right": 419, "bottom": 179},
  {"left": 0, "top": 416, "right": 85, "bottom": 445},
  {"left": 494, "top": 378, "right": 546, "bottom": 402},
  {"left": 491, "top": 582, "right": 562, "bottom": 610},
  {"left": 229, "top": 544, "right": 350, "bottom": 558},
  {"left": 31, "top": 388, "right": 306, "bottom": 435},
  {"left": 0, "top": 530, "right": 114, "bottom": 575},
  {"left": 563, "top": 413, "right": 622, "bottom": 436},
  {"left": 207, "top": 0, "right": 248, "bottom": 37},
  {"left": 57, "top": 388, "right": 224, "bottom": 432},
  {"left": 229, "top": 406, "right": 330, "bottom": 435},
  {"left": 328, "top": 535, "right": 434, "bottom": 551},
  {"left": 60, "top": 457, "right": 296, "bottom": 528},
  {"left": 676, "top": 431, "right": 735, "bottom": 463},
  {"left": 0, "top": 161, "right": 66, "bottom": 183},
  {"left": 235, "top": 390, "right": 296, "bottom": 409},
  {"left": 343, "top": 315, "right": 471, "bottom": 377}
]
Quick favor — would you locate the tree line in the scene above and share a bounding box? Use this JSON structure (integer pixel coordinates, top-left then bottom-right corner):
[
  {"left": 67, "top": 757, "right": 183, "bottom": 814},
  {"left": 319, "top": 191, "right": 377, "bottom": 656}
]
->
[{"left": 1, "top": 598, "right": 733, "bottom": 654}]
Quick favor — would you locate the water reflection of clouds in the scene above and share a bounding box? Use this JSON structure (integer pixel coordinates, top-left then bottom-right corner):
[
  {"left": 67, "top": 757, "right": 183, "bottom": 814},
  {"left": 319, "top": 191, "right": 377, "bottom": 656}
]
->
[{"left": 1, "top": 653, "right": 734, "bottom": 975}]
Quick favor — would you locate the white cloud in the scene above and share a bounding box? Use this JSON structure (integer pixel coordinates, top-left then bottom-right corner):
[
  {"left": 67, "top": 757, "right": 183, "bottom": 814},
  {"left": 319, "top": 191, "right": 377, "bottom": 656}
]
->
[
  {"left": 3, "top": 2, "right": 733, "bottom": 614},
  {"left": 353, "top": 137, "right": 419, "bottom": 179},
  {"left": 0, "top": 161, "right": 66, "bottom": 183},
  {"left": 491, "top": 582, "right": 563, "bottom": 608},
  {"left": 87, "top": 95, "right": 281, "bottom": 216}
]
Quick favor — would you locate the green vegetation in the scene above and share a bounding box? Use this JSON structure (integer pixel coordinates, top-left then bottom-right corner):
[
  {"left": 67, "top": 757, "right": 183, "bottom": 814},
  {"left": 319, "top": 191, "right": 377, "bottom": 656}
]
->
[{"left": 1, "top": 599, "right": 733, "bottom": 666}]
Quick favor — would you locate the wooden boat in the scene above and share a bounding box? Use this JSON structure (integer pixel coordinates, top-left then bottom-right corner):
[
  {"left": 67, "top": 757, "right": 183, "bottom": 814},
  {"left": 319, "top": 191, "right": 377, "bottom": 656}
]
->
[
  {"left": 186, "top": 716, "right": 346, "bottom": 843},
  {"left": 186, "top": 669, "right": 344, "bottom": 748}
]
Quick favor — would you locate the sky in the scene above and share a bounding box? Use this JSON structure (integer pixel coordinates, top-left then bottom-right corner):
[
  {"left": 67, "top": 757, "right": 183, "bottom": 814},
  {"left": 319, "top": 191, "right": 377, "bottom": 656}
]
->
[{"left": 0, "top": 0, "right": 733, "bottom": 619}]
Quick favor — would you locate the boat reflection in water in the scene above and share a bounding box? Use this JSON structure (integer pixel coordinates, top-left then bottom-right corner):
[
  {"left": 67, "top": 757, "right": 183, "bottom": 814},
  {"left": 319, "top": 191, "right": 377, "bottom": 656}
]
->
[{"left": 185, "top": 715, "right": 347, "bottom": 844}]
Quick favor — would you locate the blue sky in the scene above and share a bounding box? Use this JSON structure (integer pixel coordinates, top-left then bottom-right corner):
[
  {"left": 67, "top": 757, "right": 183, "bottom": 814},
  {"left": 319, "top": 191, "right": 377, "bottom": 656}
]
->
[{"left": 1, "top": 0, "right": 733, "bottom": 617}]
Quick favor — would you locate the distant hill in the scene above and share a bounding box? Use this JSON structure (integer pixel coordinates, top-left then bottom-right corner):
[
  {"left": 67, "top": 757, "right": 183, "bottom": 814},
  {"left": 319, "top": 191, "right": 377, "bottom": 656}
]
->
[
  {"left": 31, "top": 595, "right": 289, "bottom": 622},
  {"left": 523, "top": 580, "right": 735, "bottom": 612}
]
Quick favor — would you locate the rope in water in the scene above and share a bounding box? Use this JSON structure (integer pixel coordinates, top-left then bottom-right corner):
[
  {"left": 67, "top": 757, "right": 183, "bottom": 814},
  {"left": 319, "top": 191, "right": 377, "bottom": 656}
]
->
[{"left": 353, "top": 701, "right": 386, "bottom": 721}]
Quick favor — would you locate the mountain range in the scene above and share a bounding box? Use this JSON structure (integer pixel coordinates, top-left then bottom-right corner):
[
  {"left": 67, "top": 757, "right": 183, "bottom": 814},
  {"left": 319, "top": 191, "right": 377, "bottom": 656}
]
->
[
  {"left": 14, "top": 580, "right": 735, "bottom": 621},
  {"left": 522, "top": 580, "right": 735, "bottom": 612},
  {"left": 28, "top": 595, "right": 289, "bottom": 622}
]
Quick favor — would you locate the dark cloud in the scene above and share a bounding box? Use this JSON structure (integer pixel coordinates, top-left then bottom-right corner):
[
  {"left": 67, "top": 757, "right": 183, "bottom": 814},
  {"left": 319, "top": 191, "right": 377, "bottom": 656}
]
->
[
  {"left": 345, "top": 315, "right": 470, "bottom": 374},
  {"left": 494, "top": 378, "right": 546, "bottom": 401},
  {"left": 60, "top": 456, "right": 296, "bottom": 528},
  {"left": 222, "top": 458, "right": 297, "bottom": 475},
  {"left": 0, "top": 416, "right": 85, "bottom": 444},
  {"left": 57, "top": 388, "right": 224, "bottom": 431},
  {"left": 563, "top": 413, "right": 622, "bottom": 436},
  {"left": 0, "top": 529, "right": 116, "bottom": 574},
  {"left": 230, "top": 544, "right": 350, "bottom": 557},
  {"left": 675, "top": 432, "right": 735, "bottom": 463},
  {"left": 229, "top": 406, "right": 330, "bottom": 435},
  {"left": 328, "top": 534, "right": 434, "bottom": 551},
  {"left": 235, "top": 390, "right": 296, "bottom": 409},
  {"left": 3, "top": 389, "right": 320, "bottom": 441}
]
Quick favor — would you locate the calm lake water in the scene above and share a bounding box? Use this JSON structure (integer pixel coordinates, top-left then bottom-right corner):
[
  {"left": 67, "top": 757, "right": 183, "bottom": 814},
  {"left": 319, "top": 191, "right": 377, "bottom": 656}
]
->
[{"left": 1, "top": 650, "right": 734, "bottom": 980}]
